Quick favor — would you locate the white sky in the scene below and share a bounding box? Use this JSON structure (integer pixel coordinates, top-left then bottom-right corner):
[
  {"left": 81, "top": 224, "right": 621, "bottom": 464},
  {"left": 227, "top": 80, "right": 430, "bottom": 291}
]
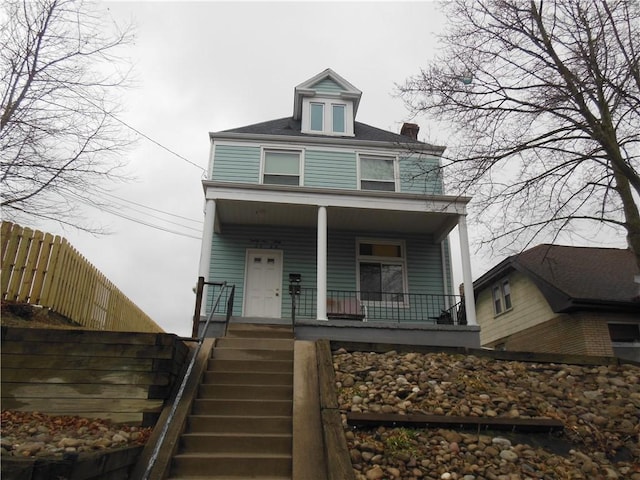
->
[{"left": 32, "top": 1, "right": 626, "bottom": 336}]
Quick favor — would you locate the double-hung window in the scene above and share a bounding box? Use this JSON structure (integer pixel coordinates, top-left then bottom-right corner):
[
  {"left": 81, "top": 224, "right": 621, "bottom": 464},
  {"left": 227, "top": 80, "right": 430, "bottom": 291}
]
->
[
  {"left": 310, "top": 103, "right": 324, "bottom": 132},
  {"left": 332, "top": 104, "right": 345, "bottom": 133},
  {"left": 359, "top": 155, "right": 396, "bottom": 191},
  {"left": 357, "top": 240, "right": 407, "bottom": 303},
  {"left": 492, "top": 279, "right": 512, "bottom": 315},
  {"left": 263, "top": 149, "right": 301, "bottom": 186}
]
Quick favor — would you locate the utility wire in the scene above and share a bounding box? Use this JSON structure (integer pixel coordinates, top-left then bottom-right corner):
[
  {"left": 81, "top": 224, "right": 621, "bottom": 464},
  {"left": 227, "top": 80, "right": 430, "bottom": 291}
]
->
[
  {"left": 95, "top": 188, "right": 203, "bottom": 224},
  {"left": 49, "top": 96, "right": 208, "bottom": 173},
  {"left": 62, "top": 191, "right": 203, "bottom": 240},
  {"left": 114, "top": 115, "right": 207, "bottom": 173},
  {"left": 93, "top": 194, "right": 203, "bottom": 233}
]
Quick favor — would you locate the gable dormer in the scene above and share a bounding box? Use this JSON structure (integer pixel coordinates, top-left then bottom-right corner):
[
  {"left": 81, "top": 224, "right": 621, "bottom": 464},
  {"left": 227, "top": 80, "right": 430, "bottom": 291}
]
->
[{"left": 293, "top": 68, "right": 362, "bottom": 137}]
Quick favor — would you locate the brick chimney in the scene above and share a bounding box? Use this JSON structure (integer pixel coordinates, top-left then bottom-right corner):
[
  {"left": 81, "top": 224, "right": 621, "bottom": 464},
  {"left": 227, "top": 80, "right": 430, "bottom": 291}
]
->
[{"left": 400, "top": 122, "right": 420, "bottom": 140}]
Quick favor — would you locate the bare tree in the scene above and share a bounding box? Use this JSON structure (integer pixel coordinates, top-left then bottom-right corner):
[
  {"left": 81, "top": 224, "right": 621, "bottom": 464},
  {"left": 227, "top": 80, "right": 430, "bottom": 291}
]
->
[
  {"left": 1, "top": 0, "right": 134, "bottom": 228},
  {"left": 398, "top": 0, "right": 640, "bottom": 266}
]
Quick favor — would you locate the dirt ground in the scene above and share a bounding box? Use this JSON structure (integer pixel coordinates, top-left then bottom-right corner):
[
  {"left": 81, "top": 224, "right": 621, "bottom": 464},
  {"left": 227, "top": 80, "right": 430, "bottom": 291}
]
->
[{"left": 1, "top": 301, "right": 84, "bottom": 329}]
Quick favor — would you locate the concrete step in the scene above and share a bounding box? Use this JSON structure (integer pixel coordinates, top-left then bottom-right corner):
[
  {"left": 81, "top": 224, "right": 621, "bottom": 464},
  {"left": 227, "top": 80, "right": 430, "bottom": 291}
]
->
[
  {"left": 207, "top": 358, "right": 293, "bottom": 373},
  {"left": 179, "top": 432, "right": 292, "bottom": 454},
  {"left": 186, "top": 415, "right": 292, "bottom": 435},
  {"left": 170, "top": 453, "right": 291, "bottom": 478},
  {"left": 198, "top": 384, "right": 293, "bottom": 400},
  {"left": 191, "top": 399, "right": 292, "bottom": 416},
  {"left": 225, "top": 324, "right": 293, "bottom": 339},
  {"left": 215, "top": 337, "right": 294, "bottom": 350},
  {"left": 203, "top": 371, "right": 293, "bottom": 386},
  {"left": 212, "top": 347, "right": 293, "bottom": 361}
]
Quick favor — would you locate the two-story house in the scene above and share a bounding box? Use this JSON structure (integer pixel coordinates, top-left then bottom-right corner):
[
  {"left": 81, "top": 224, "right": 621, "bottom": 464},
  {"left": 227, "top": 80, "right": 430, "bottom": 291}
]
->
[{"left": 196, "top": 69, "right": 479, "bottom": 347}]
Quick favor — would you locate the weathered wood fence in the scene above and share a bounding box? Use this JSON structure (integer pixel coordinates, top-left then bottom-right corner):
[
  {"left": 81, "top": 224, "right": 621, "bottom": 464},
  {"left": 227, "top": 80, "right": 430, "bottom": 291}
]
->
[
  {"left": 1, "top": 221, "right": 162, "bottom": 333},
  {"left": 1, "top": 327, "right": 189, "bottom": 425}
]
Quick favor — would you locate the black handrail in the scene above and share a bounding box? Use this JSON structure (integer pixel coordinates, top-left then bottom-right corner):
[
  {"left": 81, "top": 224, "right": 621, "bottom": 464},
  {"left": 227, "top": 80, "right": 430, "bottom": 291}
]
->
[
  {"left": 142, "top": 279, "right": 232, "bottom": 479},
  {"left": 224, "top": 284, "right": 235, "bottom": 337}
]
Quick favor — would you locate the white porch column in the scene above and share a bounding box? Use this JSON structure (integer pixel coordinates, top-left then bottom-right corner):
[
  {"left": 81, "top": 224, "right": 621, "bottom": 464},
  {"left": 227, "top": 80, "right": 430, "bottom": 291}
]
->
[
  {"left": 458, "top": 215, "right": 477, "bottom": 326},
  {"left": 198, "top": 198, "right": 216, "bottom": 280},
  {"left": 316, "top": 205, "right": 328, "bottom": 320}
]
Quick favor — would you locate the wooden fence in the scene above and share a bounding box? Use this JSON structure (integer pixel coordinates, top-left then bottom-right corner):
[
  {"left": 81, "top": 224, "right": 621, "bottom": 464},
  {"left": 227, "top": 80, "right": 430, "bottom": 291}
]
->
[{"left": 1, "top": 221, "right": 163, "bottom": 333}]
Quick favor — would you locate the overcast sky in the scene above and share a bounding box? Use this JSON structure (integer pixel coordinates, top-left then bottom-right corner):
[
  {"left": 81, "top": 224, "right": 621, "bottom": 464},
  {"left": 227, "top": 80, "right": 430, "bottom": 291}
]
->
[{"left": 32, "top": 1, "right": 625, "bottom": 336}]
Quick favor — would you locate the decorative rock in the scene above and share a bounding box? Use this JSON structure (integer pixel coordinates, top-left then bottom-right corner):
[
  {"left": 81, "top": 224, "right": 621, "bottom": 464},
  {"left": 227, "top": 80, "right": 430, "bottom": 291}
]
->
[
  {"left": 387, "top": 467, "right": 401, "bottom": 478},
  {"left": 366, "top": 466, "right": 385, "bottom": 480},
  {"left": 333, "top": 350, "right": 638, "bottom": 479},
  {"left": 491, "top": 437, "right": 512, "bottom": 448},
  {"left": 343, "top": 376, "right": 355, "bottom": 387},
  {"left": 499, "top": 450, "right": 518, "bottom": 462}
]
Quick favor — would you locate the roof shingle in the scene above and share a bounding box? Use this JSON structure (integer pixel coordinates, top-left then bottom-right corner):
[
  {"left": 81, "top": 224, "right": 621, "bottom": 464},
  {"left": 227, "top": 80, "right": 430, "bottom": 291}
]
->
[{"left": 213, "top": 117, "right": 442, "bottom": 149}]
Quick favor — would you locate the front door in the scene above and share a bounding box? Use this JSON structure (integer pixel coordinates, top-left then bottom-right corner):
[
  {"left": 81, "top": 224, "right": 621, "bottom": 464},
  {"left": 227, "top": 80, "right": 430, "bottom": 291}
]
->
[{"left": 244, "top": 249, "right": 283, "bottom": 318}]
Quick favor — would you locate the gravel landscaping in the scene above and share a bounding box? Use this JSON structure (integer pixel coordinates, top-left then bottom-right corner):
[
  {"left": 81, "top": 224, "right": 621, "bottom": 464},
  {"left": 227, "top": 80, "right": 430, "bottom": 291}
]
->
[
  {"left": 0, "top": 411, "right": 151, "bottom": 458},
  {"left": 333, "top": 349, "right": 640, "bottom": 480}
]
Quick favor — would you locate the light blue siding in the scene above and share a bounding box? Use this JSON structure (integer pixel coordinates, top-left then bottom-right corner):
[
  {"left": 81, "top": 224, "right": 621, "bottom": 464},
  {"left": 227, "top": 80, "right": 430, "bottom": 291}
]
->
[
  {"left": 207, "top": 225, "right": 318, "bottom": 318},
  {"left": 212, "top": 145, "right": 260, "bottom": 182},
  {"left": 305, "top": 149, "right": 357, "bottom": 189},
  {"left": 206, "top": 225, "right": 447, "bottom": 321},
  {"left": 399, "top": 155, "right": 443, "bottom": 195},
  {"left": 312, "top": 78, "right": 343, "bottom": 94}
]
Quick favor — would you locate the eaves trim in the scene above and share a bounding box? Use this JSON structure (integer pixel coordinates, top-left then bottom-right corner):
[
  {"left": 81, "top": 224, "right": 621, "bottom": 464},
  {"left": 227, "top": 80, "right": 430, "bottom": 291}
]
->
[{"left": 209, "top": 131, "right": 446, "bottom": 156}]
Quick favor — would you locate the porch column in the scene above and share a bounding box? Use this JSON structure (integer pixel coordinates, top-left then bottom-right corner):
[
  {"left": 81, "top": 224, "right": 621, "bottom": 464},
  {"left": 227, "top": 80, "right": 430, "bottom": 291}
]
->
[
  {"left": 317, "top": 205, "right": 328, "bottom": 320},
  {"left": 457, "top": 215, "right": 477, "bottom": 326},
  {"left": 198, "top": 199, "right": 216, "bottom": 279}
]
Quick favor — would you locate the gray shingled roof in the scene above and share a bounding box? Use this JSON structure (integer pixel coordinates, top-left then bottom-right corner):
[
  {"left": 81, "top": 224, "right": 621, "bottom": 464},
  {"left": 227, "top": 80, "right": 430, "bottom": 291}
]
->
[
  {"left": 474, "top": 244, "right": 640, "bottom": 312},
  {"left": 214, "top": 117, "right": 440, "bottom": 148},
  {"left": 516, "top": 244, "right": 639, "bottom": 304}
]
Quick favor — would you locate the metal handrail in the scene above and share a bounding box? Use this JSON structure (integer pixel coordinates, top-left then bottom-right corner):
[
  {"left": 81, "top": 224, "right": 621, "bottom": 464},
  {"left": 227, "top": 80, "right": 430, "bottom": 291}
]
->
[{"left": 142, "top": 280, "right": 231, "bottom": 480}]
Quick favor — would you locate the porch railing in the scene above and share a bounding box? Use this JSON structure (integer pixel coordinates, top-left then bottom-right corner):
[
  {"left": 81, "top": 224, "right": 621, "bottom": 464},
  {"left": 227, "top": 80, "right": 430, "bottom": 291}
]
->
[
  {"left": 293, "top": 288, "right": 466, "bottom": 325},
  {"left": 191, "top": 278, "right": 236, "bottom": 337}
]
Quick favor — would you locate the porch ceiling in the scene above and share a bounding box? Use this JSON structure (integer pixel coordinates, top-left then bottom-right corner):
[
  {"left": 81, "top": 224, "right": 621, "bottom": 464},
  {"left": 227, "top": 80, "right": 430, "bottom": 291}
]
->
[{"left": 215, "top": 200, "right": 460, "bottom": 238}]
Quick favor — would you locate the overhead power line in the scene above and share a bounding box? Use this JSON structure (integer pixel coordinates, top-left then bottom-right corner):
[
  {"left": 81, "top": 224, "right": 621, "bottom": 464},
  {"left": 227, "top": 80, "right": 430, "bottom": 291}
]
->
[{"left": 61, "top": 190, "right": 203, "bottom": 240}]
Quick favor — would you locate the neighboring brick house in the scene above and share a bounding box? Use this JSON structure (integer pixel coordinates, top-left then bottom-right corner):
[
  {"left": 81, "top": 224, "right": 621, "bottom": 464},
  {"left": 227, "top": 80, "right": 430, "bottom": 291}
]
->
[{"left": 474, "top": 244, "right": 640, "bottom": 361}]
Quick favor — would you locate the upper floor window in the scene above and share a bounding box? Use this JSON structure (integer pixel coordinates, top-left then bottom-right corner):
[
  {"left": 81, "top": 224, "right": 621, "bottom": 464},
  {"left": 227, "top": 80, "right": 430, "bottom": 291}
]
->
[
  {"left": 357, "top": 239, "right": 407, "bottom": 303},
  {"left": 332, "top": 104, "right": 345, "bottom": 133},
  {"left": 359, "top": 155, "right": 396, "bottom": 191},
  {"left": 310, "top": 103, "right": 324, "bottom": 131},
  {"left": 262, "top": 149, "right": 301, "bottom": 186},
  {"left": 492, "top": 279, "right": 512, "bottom": 315},
  {"left": 301, "top": 97, "right": 354, "bottom": 136}
]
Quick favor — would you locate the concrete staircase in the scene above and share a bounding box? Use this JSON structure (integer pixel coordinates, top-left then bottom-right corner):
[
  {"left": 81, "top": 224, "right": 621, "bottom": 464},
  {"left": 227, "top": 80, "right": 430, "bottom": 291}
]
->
[{"left": 167, "top": 323, "right": 294, "bottom": 479}]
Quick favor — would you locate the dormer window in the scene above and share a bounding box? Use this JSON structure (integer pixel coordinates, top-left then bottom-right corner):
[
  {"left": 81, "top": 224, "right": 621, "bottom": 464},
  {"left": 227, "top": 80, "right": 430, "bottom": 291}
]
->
[
  {"left": 303, "top": 98, "right": 352, "bottom": 136},
  {"left": 310, "top": 103, "right": 324, "bottom": 131},
  {"left": 332, "top": 104, "right": 345, "bottom": 133}
]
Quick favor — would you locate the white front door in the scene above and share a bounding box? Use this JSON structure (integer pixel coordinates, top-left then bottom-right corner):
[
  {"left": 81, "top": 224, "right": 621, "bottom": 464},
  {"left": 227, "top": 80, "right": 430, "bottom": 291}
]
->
[{"left": 244, "top": 249, "right": 283, "bottom": 318}]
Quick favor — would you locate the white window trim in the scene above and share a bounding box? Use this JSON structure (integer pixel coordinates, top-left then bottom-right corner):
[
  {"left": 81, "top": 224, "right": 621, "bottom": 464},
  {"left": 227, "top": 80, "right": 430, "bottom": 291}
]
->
[
  {"left": 260, "top": 146, "right": 304, "bottom": 186},
  {"left": 310, "top": 102, "right": 324, "bottom": 132},
  {"left": 357, "top": 152, "right": 400, "bottom": 192},
  {"left": 301, "top": 96, "right": 354, "bottom": 136},
  {"left": 355, "top": 238, "right": 409, "bottom": 307},
  {"left": 331, "top": 103, "right": 346, "bottom": 133},
  {"left": 492, "top": 278, "right": 512, "bottom": 317}
]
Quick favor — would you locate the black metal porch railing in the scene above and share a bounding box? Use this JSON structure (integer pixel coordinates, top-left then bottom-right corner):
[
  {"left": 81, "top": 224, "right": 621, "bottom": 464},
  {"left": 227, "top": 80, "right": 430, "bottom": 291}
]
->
[
  {"left": 191, "top": 278, "right": 236, "bottom": 337},
  {"left": 293, "top": 288, "right": 467, "bottom": 325}
]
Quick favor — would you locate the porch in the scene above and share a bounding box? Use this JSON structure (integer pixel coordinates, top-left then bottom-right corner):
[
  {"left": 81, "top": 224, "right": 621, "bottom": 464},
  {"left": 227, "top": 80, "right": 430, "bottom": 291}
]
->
[
  {"left": 196, "top": 283, "right": 480, "bottom": 348},
  {"left": 198, "top": 182, "right": 478, "bottom": 332}
]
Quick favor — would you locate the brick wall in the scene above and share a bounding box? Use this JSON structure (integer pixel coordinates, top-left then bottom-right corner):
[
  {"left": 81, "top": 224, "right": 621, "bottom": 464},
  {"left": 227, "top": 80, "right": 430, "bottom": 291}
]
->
[{"left": 488, "top": 311, "right": 639, "bottom": 357}]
